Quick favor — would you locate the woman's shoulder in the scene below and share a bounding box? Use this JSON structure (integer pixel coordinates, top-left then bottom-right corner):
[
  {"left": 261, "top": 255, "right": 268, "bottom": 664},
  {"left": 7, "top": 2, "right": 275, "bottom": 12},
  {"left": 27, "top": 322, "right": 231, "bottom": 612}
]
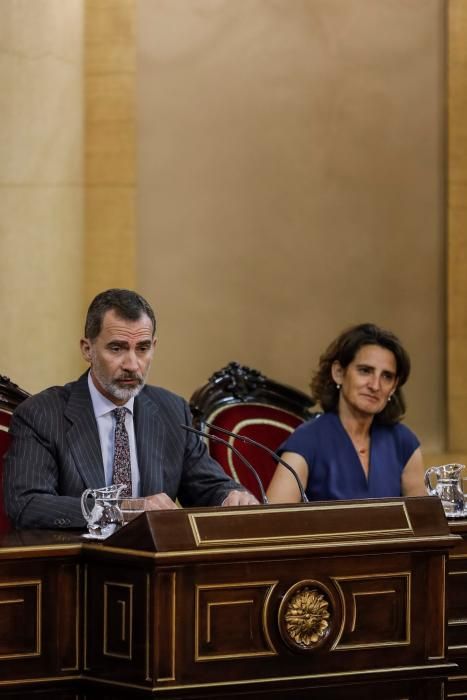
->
[
  {"left": 375, "top": 420, "right": 420, "bottom": 451},
  {"left": 279, "top": 413, "right": 326, "bottom": 459},
  {"left": 286, "top": 412, "right": 337, "bottom": 441},
  {"left": 377, "top": 420, "right": 418, "bottom": 436}
]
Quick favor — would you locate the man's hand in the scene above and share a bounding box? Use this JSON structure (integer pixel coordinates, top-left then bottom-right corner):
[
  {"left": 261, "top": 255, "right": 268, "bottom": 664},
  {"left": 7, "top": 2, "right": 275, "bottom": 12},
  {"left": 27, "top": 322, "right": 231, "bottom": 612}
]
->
[
  {"left": 221, "top": 489, "right": 259, "bottom": 507},
  {"left": 143, "top": 493, "right": 179, "bottom": 510}
]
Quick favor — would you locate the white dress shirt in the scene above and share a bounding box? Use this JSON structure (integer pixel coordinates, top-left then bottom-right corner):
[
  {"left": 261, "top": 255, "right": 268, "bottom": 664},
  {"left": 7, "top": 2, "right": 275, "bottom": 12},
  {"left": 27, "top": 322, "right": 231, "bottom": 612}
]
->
[{"left": 87, "top": 373, "right": 141, "bottom": 497}]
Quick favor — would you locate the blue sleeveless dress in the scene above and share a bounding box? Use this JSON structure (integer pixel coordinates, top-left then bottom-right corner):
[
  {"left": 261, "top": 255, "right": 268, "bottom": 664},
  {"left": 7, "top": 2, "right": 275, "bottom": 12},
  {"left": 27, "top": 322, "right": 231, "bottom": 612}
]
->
[{"left": 278, "top": 412, "right": 420, "bottom": 500}]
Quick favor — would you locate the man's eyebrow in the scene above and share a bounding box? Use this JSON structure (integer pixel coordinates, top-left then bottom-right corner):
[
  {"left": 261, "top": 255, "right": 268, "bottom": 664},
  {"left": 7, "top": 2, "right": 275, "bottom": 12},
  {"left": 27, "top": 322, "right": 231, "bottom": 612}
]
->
[
  {"left": 106, "top": 340, "right": 128, "bottom": 347},
  {"left": 105, "top": 338, "right": 153, "bottom": 348}
]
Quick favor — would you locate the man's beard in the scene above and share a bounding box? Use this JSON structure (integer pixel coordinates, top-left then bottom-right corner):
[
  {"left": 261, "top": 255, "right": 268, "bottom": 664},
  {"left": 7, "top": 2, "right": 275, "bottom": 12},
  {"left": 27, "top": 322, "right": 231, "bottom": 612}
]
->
[
  {"left": 104, "top": 375, "right": 144, "bottom": 402},
  {"left": 91, "top": 354, "right": 147, "bottom": 402}
]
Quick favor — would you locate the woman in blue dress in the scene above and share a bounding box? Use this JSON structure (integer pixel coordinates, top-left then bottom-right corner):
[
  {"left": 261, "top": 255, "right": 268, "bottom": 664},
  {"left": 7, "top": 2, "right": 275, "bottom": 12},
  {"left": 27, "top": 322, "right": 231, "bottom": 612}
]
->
[{"left": 266, "top": 323, "right": 426, "bottom": 503}]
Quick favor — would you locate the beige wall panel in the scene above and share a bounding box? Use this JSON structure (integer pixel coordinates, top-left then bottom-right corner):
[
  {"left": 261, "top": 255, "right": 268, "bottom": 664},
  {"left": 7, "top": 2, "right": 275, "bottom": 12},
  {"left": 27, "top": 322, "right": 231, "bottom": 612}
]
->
[
  {"left": 448, "top": 0, "right": 467, "bottom": 450},
  {"left": 85, "top": 186, "right": 136, "bottom": 292},
  {"left": 0, "top": 0, "right": 84, "bottom": 393},
  {"left": 84, "top": 0, "right": 136, "bottom": 302},
  {"left": 137, "top": 0, "right": 445, "bottom": 452}
]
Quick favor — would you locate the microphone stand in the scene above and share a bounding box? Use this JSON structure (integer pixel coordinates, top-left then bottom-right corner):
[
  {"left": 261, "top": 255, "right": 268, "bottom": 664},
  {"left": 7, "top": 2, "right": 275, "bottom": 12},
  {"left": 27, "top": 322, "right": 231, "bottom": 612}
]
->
[
  {"left": 181, "top": 424, "right": 268, "bottom": 505},
  {"left": 204, "top": 421, "right": 309, "bottom": 503}
]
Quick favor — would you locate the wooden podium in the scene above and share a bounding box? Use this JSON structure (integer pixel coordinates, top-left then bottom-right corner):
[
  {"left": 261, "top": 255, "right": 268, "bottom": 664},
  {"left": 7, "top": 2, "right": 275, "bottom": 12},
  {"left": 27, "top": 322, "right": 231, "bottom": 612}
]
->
[
  {"left": 446, "top": 519, "right": 467, "bottom": 696},
  {"left": 0, "top": 497, "right": 459, "bottom": 699},
  {"left": 81, "top": 496, "right": 457, "bottom": 698}
]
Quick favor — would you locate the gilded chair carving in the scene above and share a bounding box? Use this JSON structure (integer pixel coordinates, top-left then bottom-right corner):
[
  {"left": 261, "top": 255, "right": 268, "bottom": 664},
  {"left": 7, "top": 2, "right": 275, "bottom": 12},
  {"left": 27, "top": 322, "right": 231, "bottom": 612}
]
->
[{"left": 190, "top": 362, "right": 316, "bottom": 500}]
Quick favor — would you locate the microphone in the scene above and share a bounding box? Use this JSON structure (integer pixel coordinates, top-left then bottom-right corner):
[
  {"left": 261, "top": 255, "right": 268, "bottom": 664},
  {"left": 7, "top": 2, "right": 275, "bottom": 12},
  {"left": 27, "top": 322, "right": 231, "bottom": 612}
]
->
[
  {"left": 180, "top": 424, "right": 268, "bottom": 505},
  {"left": 204, "top": 421, "right": 309, "bottom": 504}
]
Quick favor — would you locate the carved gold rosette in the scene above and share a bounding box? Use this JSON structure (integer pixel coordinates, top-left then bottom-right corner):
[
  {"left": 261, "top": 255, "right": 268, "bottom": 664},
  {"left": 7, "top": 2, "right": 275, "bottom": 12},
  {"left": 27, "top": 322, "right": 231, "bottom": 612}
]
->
[{"left": 283, "top": 586, "right": 331, "bottom": 648}]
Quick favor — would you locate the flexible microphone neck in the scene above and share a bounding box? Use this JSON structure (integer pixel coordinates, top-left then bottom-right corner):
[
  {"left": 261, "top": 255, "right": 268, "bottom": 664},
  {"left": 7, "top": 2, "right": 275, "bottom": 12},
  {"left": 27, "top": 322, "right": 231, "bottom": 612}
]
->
[
  {"left": 204, "top": 421, "right": 309, "bottom": 504},
  {"left": 180, "top": 424, "right": 268, "bottom": 505}
]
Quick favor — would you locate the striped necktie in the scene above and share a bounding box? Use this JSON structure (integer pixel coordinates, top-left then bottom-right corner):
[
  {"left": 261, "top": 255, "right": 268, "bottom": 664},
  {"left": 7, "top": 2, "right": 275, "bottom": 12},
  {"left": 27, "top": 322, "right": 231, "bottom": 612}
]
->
[{"left": 112, "top": 407, "right": 132, "bottom": 498}]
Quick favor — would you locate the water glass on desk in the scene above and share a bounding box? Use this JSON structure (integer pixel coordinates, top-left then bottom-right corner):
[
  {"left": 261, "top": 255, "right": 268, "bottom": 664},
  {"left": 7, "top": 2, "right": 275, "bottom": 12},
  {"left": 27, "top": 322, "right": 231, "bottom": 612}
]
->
[
  {"left": 81, "top": 484, "right": 125, "bottom": 538},
  {"left": 120, "top": 497, "right": 146, "bottom": 523},
  {"left": 424, "top": 463, "right": 465, "bottom": 518}
]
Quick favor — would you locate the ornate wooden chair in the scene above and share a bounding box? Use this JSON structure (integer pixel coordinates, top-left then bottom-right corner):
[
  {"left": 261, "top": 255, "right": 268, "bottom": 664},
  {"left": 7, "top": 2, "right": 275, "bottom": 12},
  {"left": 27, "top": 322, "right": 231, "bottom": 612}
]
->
[
  {"left": 189, "top": 362, "right": 316, "bottom": 501},
  {"left": 0, "top": 375, "right": 30, "bottom": 533}
]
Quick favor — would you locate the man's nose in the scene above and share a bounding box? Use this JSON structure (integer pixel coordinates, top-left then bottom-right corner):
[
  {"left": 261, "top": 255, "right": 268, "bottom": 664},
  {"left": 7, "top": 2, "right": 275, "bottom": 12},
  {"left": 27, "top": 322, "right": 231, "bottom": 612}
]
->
[{"left": 122, "top": 350, "right": 139, "bottom": 371}]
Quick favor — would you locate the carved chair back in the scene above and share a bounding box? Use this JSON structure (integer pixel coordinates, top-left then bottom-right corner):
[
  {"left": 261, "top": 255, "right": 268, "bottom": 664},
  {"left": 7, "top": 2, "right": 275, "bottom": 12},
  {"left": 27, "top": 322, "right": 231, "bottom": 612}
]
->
[
  {"left": 0, "top": 376, "right": 30, "bottom": 533},
  {"left": 189, "top": 362, "right": 316, "bottom": 500}
]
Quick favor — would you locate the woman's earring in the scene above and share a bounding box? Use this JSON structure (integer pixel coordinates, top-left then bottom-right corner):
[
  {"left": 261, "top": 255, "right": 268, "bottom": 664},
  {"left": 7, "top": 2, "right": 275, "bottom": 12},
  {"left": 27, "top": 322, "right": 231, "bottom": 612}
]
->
[
  {"left": 388, "top": 394, "right": 393, "bottom": 402},
  {"left": 336, "top": 384, "right": 341, "bottom": 390}
]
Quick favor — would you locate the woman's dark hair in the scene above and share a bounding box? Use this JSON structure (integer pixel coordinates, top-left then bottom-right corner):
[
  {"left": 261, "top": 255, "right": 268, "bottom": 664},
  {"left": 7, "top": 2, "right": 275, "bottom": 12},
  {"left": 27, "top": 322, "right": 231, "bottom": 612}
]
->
[
  {"left": 84, "top": 288, "right": 156, "bottom": 340},
  {"left": 311, "top": 323, "right": 411, "bottom": 425}
]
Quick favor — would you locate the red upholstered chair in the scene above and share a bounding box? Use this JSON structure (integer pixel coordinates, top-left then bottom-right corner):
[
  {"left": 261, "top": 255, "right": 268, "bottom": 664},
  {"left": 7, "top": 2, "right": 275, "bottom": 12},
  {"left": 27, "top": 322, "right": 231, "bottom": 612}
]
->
[
  {"left": 0, "top": 375, "right": 30, "bottom": 533},
  {"left": 189, "top": 362, "right": 316, "bottom": 501}
]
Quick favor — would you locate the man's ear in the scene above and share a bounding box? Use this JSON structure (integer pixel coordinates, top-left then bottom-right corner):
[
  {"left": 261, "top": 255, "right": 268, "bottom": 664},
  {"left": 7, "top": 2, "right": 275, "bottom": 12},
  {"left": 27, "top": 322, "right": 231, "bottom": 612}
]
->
[
  {"left": 331, "top": 360, "right": 344, "bottom": 385},
  {"left": 80, "top": 338, "right": 92, "bottom": 363}
]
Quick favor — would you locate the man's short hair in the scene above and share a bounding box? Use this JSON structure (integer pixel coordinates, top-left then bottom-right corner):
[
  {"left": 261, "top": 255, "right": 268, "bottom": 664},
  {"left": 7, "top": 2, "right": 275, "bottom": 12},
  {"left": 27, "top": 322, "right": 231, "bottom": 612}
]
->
[{"left": 84, "top": 289, "right": 156, "bottom": 340}]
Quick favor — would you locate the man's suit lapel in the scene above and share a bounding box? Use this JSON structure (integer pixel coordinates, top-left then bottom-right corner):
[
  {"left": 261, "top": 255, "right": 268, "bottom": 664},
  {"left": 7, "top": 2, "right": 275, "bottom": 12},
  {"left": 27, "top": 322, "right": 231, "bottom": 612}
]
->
[
  {"left": 64, "top": 373, "right": 106, "bottom": 488},
  {"left": 134, "top": 391, "right": 165, "bottom": 495}
]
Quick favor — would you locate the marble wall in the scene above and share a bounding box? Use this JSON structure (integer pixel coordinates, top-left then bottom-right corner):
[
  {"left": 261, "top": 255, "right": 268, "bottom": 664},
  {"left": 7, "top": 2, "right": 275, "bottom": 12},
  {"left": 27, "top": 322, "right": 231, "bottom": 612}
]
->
[
  {"left": 84, "top": 0, "right": 136, "bottom": 300},
  {"left": 2, "top": 0, "right": 467, "bottom": 460},
  {"left": 0, "top": 0, "right": 137, "bottom": 393},
  {"left": 137, "top": 0, "right": 445, "bottom": 452},
  {"left": 448, "top": 0, "right": 467, "bottom": 451},
  {"left": 0, "top": 0, "right": 84, "bottom": 392}
]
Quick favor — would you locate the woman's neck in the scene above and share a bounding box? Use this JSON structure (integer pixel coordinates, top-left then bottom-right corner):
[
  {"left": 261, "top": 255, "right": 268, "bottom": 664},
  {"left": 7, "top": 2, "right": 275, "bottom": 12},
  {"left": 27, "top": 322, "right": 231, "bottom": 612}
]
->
[
  {"left": 338, "top": 402, "right": 374, "bottom": 440},
  {"left": 338, "top": 407, "right": 373, "bottom": 470}
]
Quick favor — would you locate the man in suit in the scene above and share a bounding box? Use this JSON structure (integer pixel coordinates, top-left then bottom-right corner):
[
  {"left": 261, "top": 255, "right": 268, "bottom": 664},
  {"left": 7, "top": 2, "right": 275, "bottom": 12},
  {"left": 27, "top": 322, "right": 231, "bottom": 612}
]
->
[{"left": 4, "top": 289, "right": 257, "bottom": 529}]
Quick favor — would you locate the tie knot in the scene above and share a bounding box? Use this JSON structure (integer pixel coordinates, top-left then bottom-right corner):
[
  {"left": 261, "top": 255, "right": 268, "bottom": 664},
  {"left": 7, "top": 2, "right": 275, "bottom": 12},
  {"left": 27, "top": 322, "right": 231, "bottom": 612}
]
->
[{"left": 113, "top": 407, "right": 127, "bottom": 424}]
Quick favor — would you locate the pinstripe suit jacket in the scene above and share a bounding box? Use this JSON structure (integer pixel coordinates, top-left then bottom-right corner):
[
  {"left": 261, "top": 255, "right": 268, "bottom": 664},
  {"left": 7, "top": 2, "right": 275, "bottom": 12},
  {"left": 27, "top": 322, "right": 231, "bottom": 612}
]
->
[{"left": 4, "top": 372, "right": 240, "bottom": 529}]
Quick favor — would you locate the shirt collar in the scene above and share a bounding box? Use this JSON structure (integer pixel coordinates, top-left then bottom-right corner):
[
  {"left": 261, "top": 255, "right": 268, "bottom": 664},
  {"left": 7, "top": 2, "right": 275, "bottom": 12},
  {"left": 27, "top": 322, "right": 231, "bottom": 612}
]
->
[{"left": 87, "top": 371, "right": 135, "bottom": 418}]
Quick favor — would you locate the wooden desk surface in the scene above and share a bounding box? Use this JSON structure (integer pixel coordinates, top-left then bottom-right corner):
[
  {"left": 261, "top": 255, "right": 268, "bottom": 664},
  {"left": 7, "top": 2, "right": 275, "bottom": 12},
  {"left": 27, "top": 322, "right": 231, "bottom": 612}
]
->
[{"left": 0, "top": 499, "right": 460, "bottom": 699}]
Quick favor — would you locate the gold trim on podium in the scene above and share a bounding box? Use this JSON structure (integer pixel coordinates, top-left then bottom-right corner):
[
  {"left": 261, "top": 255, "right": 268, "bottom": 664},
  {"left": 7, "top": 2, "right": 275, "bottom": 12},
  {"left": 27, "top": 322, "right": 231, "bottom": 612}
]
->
[
  {"left": 0, "top": 580, "right": 42, "bottom": 659},
  {"left": 155, "top": 571, "right": 176, "bottom": 682},
  {"left": 195, "top": 581, "right": 278, "bottom": 661},
  {"left": 103, "top": 581, "right": 134, "bottom": 660},
  {"left": 332, "top": 572, "right": 411, "bottom": 651},
  {"left": 60, "top": 563, "right": 80, "bottom": 672},
  {"left": 188, "top": 501, "right": 413, "bottom": 549}
]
